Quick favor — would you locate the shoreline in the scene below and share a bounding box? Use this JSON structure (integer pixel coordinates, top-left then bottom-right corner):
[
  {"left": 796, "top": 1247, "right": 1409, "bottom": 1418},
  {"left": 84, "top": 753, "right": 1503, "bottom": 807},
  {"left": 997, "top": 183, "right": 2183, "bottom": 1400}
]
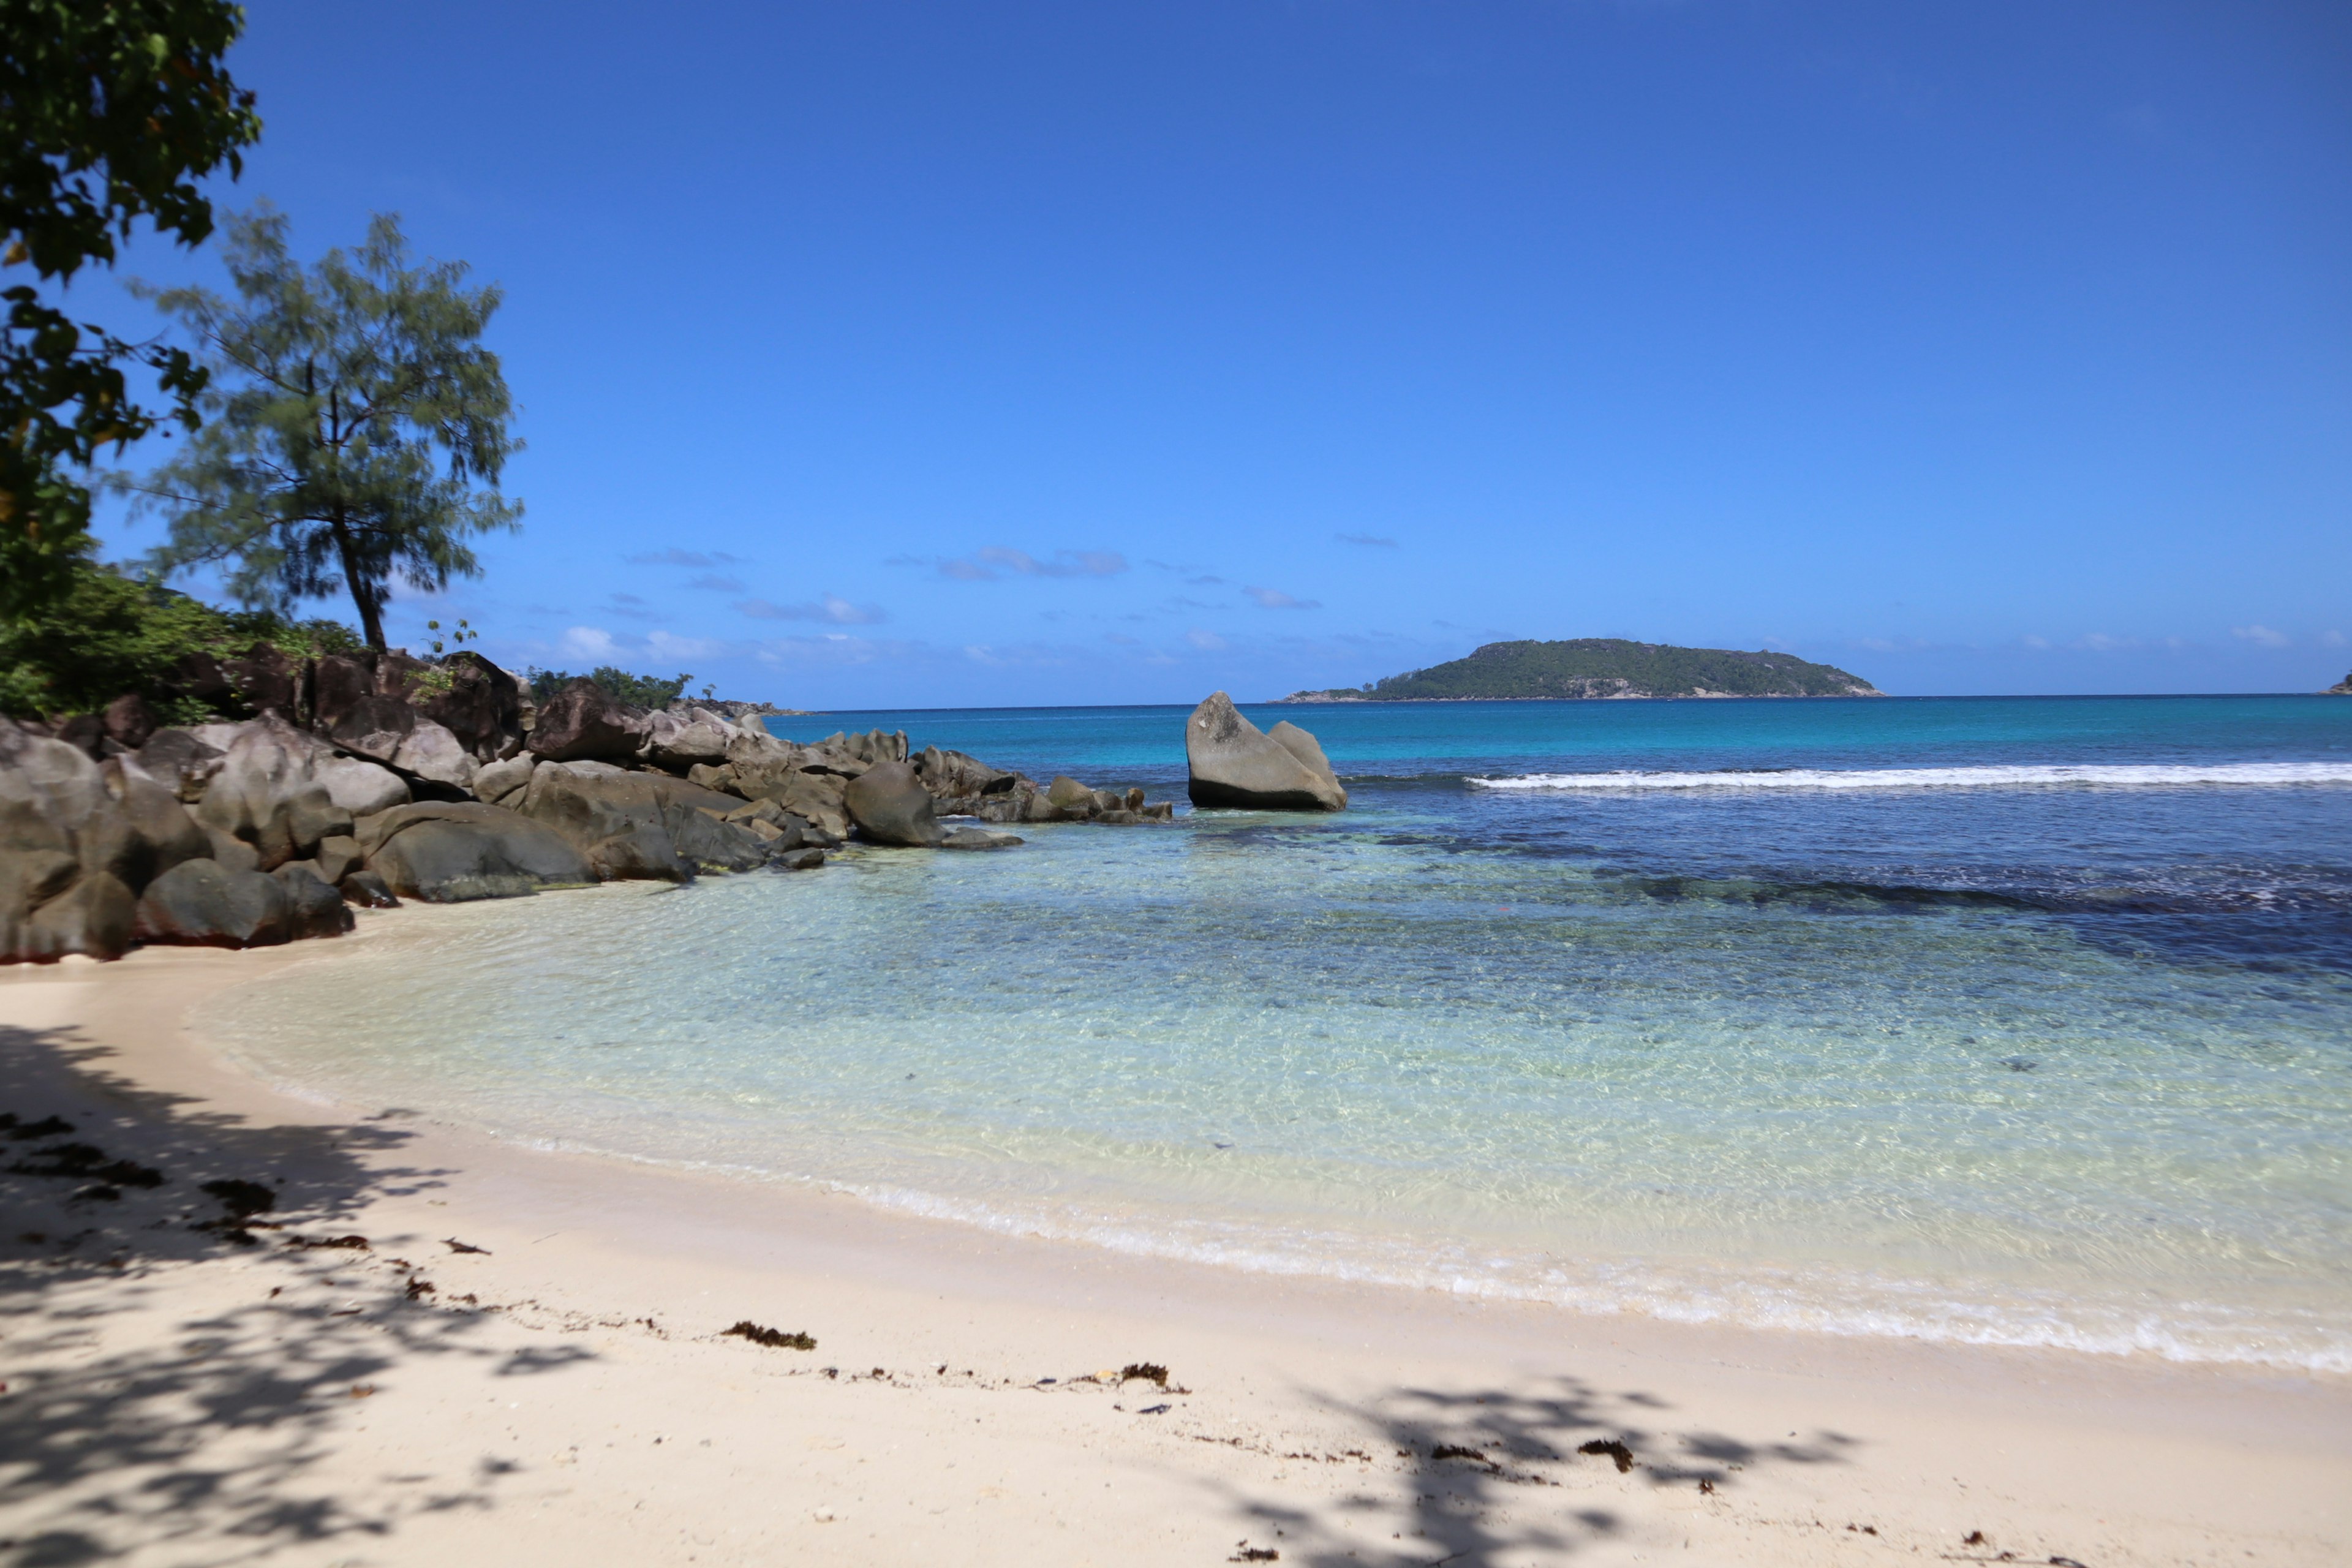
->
[{"left": 3, "top": 923, "right": 2350, "bottom": 1564}]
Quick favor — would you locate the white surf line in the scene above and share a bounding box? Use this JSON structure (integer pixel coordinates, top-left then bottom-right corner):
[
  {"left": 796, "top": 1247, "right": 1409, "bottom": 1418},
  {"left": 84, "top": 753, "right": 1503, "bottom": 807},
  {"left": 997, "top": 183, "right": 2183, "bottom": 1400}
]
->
[{"left": 1468, "top": 762, "right": 2352, "bottom": 791}]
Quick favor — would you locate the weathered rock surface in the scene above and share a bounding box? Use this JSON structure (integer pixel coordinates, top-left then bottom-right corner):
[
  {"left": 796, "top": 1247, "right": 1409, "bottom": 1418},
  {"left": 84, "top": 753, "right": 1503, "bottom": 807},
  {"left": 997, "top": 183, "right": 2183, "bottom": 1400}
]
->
[
  {"left": 472, "top": 753, "right": 536, "bottom": 807},
  {"left": 196, "top": 717, "right": 354, "bottom": 870},
  {"left": 21, "top": 871, "right": 137, "bottom": 960},
  {"left": 843, "top": 760, "right": 944, "bottom": 847},
  {"left": 514, "top": 764, "right": 771, "bottom": 876},
  {"left": 273, "top": 862, "right": 355, "bottom": 940},
  {"left": 359, "top": 801, "right": 594, "bottom": 902},
  {"left": 641, "top": 707, "right": 735, "bottom": 772},
  {"left": 134, "top": 859, "right": 292, "bottom": 948},
  {"left": 529, "top": 679, "right": 651, "bottom": 763},
  {"left": 413, "top": 652, "right": 522, "bottom": 760},
  {"left": 1185, "top": 692, "right": 1347, "bottom": 812}
]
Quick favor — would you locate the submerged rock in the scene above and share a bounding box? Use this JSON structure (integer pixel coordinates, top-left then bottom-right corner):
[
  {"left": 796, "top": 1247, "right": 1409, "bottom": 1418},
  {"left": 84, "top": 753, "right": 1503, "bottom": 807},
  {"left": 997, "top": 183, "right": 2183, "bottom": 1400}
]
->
[{"left": 1185, "top": 692, "right": 1346, "bottom": 812}]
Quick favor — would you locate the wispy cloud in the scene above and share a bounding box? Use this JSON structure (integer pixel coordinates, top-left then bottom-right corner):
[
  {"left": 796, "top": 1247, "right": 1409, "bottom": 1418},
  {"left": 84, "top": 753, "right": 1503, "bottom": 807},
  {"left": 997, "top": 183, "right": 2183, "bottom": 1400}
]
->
[
  {"left": 1335, "top": 532, "right": 1398, "bottom": 548},
  {"left": 686, "top": 574, "right": 746, "bottom": 593},
  {"left": 2232, "top": 624, "right": 2290, "bottom": 648},
  {"left": 1245, "top": 586, "right": 1322, "bottom": 610},
  {"left": 938, "top": 547, "right": 1129, "bottom": 581},
  {"left": 561, "top": 625, "right": 619, "bottom": 660},
  {"left": 646, "top": 630, "right": 725, "bottom": 661},
  {"left": 736, "top": 594, "right": 888, "bottom": 625},
  {"left": 626, "top": 548, "right": 745, "bottom": 568},
  {"left": 1186, "top": 628, "right": 1227, "bottom": 650},
  {"left": 2323, "top": 630, "right": 2348, "bottom": 649}
]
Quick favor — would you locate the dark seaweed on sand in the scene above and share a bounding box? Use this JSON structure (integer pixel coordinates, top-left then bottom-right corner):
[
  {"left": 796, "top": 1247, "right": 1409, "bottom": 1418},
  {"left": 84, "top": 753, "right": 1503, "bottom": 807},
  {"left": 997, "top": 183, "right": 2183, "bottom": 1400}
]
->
[
  {"left": 1578, "top": 1437, "right": 1635, "bottom": 1472},
  {"left": 722, "top": 1320, "right": 815, "bottom": 1350}
]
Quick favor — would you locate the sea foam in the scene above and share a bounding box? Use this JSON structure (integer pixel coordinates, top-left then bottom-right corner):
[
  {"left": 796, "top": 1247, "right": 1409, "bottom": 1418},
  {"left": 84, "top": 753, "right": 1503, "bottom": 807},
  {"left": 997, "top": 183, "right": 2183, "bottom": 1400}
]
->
[{"left": 1469, "top": 761, "right": 2352, "bottom": 791}]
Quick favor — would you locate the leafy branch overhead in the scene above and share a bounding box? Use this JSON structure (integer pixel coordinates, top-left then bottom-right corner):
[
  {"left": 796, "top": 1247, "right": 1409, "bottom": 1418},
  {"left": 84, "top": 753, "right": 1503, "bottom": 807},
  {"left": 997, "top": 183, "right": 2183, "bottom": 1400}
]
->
[
  {"left": 0, "top": 0, "right": 262, "bottom": 616},
  {"left": 121, "top": 206, "right": 522, "bottom": 649}
]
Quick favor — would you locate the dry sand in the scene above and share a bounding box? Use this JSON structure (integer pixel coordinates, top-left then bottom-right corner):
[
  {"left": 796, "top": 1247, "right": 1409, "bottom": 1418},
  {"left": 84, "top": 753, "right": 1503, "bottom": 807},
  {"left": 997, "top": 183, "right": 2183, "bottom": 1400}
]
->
[{"left": 1, "top": 921, "right": 2346, "bottom": 1567}]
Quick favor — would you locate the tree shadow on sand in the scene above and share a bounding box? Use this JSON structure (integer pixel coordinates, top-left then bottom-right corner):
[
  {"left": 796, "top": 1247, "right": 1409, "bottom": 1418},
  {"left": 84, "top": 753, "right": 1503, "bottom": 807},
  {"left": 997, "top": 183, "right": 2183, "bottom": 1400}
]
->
[
  {"left": 0, "top": 1023, "right": 586, "bottom": 1566},
  {"left": 1212, "top": 1371, "right": 1859, "bottom": 1566}
]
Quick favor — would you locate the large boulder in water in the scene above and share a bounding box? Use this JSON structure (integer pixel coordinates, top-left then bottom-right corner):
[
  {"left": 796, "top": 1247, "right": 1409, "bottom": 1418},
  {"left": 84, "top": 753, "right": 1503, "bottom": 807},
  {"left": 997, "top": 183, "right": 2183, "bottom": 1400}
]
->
[
  {"left": 528, "top": 679, "right": 650, "bottom": 763},
  {"left": 843, "top": 760, "right": 944, "bottom": 846},
  {"left": 1185, "top": 692, "right": 1347, "bottom": 812},
  {"left": 358, "top": 801, "right": 593, "bottom": 902}
]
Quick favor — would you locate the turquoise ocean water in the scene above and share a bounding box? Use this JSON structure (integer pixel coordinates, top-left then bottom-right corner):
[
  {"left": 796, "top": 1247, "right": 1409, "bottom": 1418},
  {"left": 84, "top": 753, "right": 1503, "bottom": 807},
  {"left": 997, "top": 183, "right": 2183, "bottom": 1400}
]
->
[{"left": 200, "top": 696, "right": 2352, "bottom": 1369}]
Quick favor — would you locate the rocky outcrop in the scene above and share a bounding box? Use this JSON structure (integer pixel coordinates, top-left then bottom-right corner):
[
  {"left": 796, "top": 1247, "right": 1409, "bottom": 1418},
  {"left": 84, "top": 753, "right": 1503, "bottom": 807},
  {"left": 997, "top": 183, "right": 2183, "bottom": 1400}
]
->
[
  {"left": 843, "top": 760, "right": 944, "bottom": 847},
  {"left": 514, "top": 764, "right": 774, "bottom": 875},
  {"left": 195, "top": 716, "right": 356, "bottom": 871},
  {"left": 1185, "top": 692, "right": 1347, "bottom": 812}
]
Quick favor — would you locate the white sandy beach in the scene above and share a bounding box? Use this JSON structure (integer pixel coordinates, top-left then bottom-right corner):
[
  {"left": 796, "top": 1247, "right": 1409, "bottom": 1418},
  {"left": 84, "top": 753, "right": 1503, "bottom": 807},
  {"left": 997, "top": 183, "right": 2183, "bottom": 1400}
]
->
[{"left": 1, "top": 913, "right": 2347, "bottom": 1567}]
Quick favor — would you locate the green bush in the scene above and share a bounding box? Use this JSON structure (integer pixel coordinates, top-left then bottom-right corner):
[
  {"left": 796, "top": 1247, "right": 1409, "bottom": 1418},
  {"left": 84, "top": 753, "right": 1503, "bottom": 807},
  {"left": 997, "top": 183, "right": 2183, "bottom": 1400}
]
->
[
  {"left": 523, "top": 665, "right": 692, "bottom": 710},
  {"left": 0, "top": 556, "right": 363, "bottom": 720}
]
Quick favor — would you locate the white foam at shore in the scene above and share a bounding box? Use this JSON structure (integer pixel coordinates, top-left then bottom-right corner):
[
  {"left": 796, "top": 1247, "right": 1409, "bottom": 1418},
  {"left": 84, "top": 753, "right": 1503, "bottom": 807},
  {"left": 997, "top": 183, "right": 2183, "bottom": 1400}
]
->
[{"left": 1469, "top": 761, "right": 2352, "bottom": 792}]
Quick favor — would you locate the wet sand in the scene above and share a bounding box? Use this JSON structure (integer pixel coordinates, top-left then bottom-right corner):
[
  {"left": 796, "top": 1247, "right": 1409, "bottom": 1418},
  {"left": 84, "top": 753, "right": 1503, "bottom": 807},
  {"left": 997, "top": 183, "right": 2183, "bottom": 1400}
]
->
[{"left": 1, "top": 921, "right": 2346, "bottom": 1566}]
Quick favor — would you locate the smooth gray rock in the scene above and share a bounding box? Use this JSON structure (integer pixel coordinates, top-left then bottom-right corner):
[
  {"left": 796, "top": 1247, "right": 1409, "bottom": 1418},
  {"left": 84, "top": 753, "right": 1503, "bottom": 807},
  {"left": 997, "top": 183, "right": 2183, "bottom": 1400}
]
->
[
  {"left": 203, "top": 828, "right": 261, "bottom": 874},
  {"left": 314, "top": 753, "right": 410, "bottom": 817},
  {"left": 339, "top": 869, "right": 399, "bottom": 908},
  {"left": 21, "top": 871, "right": 137, "bottom": 960},
  {"left": 587, "top": 825, "right": 690, "bottom": 883},
  {"left": 641, "top": 707, "right": 736, "bottom": 771},
  {"left": 472, "top": 753, "right": 537, "bottom": 806},
  {"left": 390, "top": 717, "right": 480, "bottom": 791},
  {"left": 360, "top": 801, "right": 593, "bottom": 902},
  {"left": 515, "top": 764, "right": 764, "bottom": 873},
  {"left": 129, "top": 728, "right": 226, "bottom": 802},
  {"left": 1184, "top": 692, "right": 1347, "bottom": 812},
  {"left": 843, "top": 760, "right": 944, "bottom": 846},
  {"left": 913, "top": 745, "right": 1018, "bottom": 800},
  {"left": 772, "top": 846, "right": 826, "bottom": 871},
  {"left": 941, "top": 826, "right": 1022, "bottom": 850},
  {"left": 78, "top": 769, "right": 211, "bottom": 893},
  {"left": 1, "top": 722, "right": 107, "bottom": 831},
  {"left": 1045, "top": 775, "right": 1096, "bottom": 813},
  {"left": 313, "top": 834, "right": 364, "bottom": 885},
  {"left": 134, "top": 859, "right": 292, "bottom": 947},
  {"left": 196, "top": 715, "right": 355, "bottom": 868},
  {"left": 273, "top": 862, "right": 355, "bottom": 939}
]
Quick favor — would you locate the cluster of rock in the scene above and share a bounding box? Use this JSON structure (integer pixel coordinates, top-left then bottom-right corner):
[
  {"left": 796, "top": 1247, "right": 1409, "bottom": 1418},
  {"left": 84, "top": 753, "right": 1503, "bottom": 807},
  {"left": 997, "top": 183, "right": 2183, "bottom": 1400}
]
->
[{"left": 2, "top": 649, "right": 1176, "bottom": 963}]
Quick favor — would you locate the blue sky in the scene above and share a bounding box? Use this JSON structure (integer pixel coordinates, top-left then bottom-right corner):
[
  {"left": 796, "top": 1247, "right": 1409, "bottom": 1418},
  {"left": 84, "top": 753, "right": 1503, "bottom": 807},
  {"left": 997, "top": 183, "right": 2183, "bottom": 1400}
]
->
[{"left": 75, "top": 1, "right": 2352, "bottom": 704}]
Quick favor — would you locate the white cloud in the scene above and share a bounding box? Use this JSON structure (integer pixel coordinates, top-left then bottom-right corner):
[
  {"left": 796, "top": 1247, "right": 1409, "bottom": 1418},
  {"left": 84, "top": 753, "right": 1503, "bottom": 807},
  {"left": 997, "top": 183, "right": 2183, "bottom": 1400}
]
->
[
  {"left": 938, "top": 547, "right": 1129, "bottom": 581},
  {"left": 2021, "top": 635, "right": 2051, "bottom": 650},
  {"left": 1186, "top": 628, "right": 1227, "bottom": 651},
  {"left": 562, "top": 625, "right": 619, "bottom": 660},
  {"left": 646, "top": 630, "right": 725, "bottom": 661},
  {"left": 1244, "top": 586, "right": 1322, "bottom": 610},
  {"left": 2323, "top": 630, "right": 2348, "bottom": 649},
  {"left": 736, "top": 594, "right": 888, "bottom": 625},
  {"left": 2232, "top": 624, "right": 2290, "bottom": 648},
  {"left": 2075, "top": 633, "right": 2132, "bottom": 652}
]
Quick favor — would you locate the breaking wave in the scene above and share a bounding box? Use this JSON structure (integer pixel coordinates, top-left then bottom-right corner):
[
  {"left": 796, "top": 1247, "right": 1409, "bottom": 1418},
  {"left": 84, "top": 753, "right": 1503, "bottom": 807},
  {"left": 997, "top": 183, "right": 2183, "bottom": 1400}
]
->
[{"left": 1469, "top": 762, "right": 2352, "bottom": 793}]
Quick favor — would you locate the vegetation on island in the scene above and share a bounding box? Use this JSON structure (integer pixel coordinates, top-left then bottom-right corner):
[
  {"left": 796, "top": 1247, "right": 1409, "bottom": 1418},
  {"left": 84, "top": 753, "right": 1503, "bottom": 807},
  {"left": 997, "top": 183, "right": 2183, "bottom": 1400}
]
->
[
  {"left": 1284, "top": 639, "right": 1883, "bottom": 702},
  {"left": 522, "top": 666, "right": 701, "bottom": 710}
]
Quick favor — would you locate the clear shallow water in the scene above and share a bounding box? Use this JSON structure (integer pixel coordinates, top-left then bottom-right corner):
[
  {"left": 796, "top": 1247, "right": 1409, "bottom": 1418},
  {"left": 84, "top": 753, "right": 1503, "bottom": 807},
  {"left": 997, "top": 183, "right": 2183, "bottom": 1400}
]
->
[{"left": 201, "top": 697, "right": 2352, "bottom": 1370}]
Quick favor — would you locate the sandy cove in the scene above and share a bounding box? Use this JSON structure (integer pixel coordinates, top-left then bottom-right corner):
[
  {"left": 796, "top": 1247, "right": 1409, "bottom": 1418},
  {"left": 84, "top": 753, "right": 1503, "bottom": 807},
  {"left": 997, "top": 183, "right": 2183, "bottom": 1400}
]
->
[{"left": 1, "top": 908, "right": 2347, "bottom": 1567}]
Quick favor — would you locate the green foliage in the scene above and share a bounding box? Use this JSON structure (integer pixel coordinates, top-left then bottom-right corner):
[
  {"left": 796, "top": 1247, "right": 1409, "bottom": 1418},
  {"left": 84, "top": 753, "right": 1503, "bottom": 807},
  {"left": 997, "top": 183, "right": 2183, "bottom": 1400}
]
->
[
  {"left": 121, "top": 206, "right": 521, "bottom": 649},
  {"left": 0, "top": 551, "right": 361, "bottom": 718},
  {"left": 1, "top": 0, "right": 261, "bottom": 617},
  {"left": 1301, "top": 639, "right": 1882, "bottom": 702},
  {"left": 523, "top": 665, "right": 692, "bottom": 710}
]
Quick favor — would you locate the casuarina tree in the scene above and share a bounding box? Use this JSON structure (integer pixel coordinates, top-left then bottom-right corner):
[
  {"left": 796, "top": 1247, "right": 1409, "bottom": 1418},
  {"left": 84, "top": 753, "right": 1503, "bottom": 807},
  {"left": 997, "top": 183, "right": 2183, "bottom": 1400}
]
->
[
  {"left": 0, "top": 0, "right": 261, "bottom": 617},
  {"left": 126, "top": 206, "right": 521, "bottom": 649}
]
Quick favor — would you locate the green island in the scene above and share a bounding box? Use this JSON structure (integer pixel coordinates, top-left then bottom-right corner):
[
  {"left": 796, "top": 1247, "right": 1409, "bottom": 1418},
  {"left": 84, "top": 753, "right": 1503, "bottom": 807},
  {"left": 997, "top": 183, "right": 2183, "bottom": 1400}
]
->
[{"left": 1280, "top": 638, "right": 1885, "bottom": 702}]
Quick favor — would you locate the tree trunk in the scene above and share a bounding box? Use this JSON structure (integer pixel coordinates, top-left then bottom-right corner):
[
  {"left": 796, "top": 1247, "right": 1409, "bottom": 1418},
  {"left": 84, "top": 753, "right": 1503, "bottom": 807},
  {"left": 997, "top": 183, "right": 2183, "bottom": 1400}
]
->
[{"left": 330, "top": 511, "right": 385, "bottom": 649}]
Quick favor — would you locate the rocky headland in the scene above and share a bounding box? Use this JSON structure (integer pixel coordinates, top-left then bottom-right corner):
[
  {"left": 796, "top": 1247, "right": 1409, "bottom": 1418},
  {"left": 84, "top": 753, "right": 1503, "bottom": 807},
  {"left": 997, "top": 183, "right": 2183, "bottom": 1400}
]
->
[{"left": 1, "top": 644, "right": 1179, "bottom": 965}]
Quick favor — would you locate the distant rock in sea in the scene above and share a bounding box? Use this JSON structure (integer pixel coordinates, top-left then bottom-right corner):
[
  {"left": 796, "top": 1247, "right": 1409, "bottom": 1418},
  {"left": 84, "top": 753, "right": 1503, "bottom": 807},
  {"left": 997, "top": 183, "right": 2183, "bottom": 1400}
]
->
[
  {"left": 1280, "top": 638, "right": 1884, "bottom": 703},
  {"left": 2326, "top": 671, "right": 2352, "bottom": 695}
]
